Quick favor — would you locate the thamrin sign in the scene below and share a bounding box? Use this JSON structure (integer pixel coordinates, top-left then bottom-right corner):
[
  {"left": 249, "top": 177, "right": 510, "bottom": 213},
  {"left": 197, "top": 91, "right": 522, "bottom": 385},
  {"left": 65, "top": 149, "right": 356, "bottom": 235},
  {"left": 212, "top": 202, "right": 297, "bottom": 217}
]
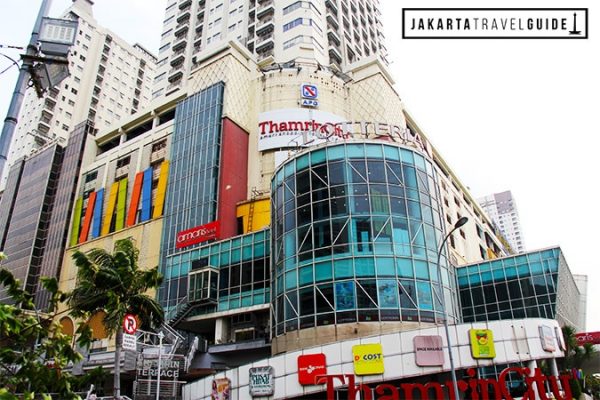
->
[{"left": 257, "top": 108, "right": 429, "bottom": 155}]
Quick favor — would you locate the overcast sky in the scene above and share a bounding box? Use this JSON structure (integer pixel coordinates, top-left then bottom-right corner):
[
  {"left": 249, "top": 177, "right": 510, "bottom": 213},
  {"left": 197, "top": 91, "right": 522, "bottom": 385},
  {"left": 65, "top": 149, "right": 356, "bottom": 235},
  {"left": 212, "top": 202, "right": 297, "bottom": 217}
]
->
[{"left": 0, "top": 0, "right": 598, "bottom": 330}]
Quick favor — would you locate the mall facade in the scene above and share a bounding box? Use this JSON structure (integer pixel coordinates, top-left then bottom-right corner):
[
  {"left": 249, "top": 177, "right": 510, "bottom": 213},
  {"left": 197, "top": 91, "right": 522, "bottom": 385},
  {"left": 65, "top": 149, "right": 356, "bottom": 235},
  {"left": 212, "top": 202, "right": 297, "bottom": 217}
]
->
[{"left": 50, "top": 42, "right": 583, "bottom": 398}]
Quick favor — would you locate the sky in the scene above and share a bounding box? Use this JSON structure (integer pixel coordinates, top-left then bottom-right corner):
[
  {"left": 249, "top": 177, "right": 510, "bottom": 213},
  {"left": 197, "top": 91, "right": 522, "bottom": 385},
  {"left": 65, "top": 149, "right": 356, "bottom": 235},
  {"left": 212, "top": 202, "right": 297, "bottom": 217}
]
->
[{"left": 0, "top": 1, "right": 598, "bottom": 330}]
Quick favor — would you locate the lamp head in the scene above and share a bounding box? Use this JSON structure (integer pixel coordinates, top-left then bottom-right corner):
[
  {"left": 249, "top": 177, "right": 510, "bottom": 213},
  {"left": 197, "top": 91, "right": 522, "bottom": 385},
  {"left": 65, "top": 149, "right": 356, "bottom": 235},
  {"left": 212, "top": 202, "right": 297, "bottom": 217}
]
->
[{"left": 455, "top": 217, "right": 469, "bottom": 229}]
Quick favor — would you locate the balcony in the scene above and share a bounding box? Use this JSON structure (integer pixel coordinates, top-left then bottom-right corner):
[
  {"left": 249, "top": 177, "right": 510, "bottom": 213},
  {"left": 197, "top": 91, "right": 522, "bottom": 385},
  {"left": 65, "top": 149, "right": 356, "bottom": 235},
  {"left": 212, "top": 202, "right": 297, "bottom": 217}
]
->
[
  {"left": 256, "top": 17, "right": 274, "bottom": 36},
  {"left": 172, "top": 36, "right": 187, "bottom": 51},
  {"left": 326, "top": 14, "right": 339, "bottom": 30},
  {"left": 256, "top": 1, "right": 274, "bottom": 19},
  {"left": 166, "top": 80, "right": 182, "bottom": 94},
  {"left": 170, "top": 48, "right": 186, "bottom": 65},
  {"left": 37, "top": 122, "right": 50, "bottom": 134},
  {"left": 257, "top": 50, "right": 274, "bottom": 65},
  {"left": 255, "top": 34, "right": 274, "bottom": 52},
  {"left": 150, "top": 148, "right": 167, "bottom": 163},
  {"left": 167, "top": 69, "right": 184, "bottom": 83},
  {"left": 325, "top": 0, "right": 339, "bottom": 15},
  {"left": 327, "top": 29, "right": 341, "bottom": 46},
  {"left": 208, "top": 338, "right": 269, "bottom": 354},
  {"left": 329, "top": 46, "right": 343, "bottom": 64},
  {"left": 178, "top": 0, "right": 191, "bottom": 9},
  {"left": 174, "top": 23, "right": 189, "bottom": 37},
  {"left": 115, "top": 166, "right": 129, "bottom": 179},
  {"left": 176, "top": 9, "right": 191, "bottom": 24}
]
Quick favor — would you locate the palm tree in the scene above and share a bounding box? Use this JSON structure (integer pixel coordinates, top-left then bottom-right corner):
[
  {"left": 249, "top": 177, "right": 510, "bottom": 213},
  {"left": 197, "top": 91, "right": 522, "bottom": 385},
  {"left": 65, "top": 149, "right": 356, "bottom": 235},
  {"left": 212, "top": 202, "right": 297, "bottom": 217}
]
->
[
  {"left": 560, "top": 325, "right": 597, "bottom": 371},
  {"left": 68, "top": 238, "right": 164, "bottom": 399}
]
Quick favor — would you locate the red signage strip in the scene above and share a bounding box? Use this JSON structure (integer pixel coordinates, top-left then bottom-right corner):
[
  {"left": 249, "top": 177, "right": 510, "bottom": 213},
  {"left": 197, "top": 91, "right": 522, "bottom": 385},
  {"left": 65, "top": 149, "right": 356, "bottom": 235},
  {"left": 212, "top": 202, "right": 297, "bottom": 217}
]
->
[
  {"left": 575, "top": 331, "right": 600, "bottom": 345},
  {"left": 176, "top": 221, "right": 220, "bottom": 249}
]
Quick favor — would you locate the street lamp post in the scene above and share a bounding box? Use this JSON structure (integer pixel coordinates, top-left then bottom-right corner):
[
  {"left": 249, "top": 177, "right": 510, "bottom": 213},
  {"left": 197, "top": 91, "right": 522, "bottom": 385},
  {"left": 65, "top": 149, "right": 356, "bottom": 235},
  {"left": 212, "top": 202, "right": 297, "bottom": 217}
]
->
[{"left": 436, "top": 216, "right": 468, "bottom": 400}]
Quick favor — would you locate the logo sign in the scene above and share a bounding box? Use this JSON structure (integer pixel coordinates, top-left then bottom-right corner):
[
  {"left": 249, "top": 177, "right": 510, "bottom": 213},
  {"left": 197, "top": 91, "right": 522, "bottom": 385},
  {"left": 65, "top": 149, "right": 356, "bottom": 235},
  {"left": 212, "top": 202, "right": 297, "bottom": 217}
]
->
[
  {"left": 211, "top": 377, "right": 231, "bottom": 400},
  {"left": 301, "top": 84, "right": 318, "bottom": 99},
  {"left": 539, "top": 325, "right": 556, "bottom": 352},
  {"left": 257, "top": 108, "right": 429, "bottom": 155},
  {"left": 352, "top": 344, "right": 384, "bottom": 375},
  {"left": 176, "top": 221, "right": 220, "bottom": 249},
  {"left": 575, "top": 331, "right": 600, "bottom": 345},
  {"left": 402, "top": 8, "right": 588, "bottom": 39},
  {"left": 123, "top": 314, "right": 138, "bottom": 334},
  {"left": 470, "top": 329, "right": 496, "bottom": 359},
  {"left": 301, "top": 99, "right": 319, "bottom": 108},
  {"left": 137, "top": 354, "right": 184, "bottom": 380},
  {"left": 249, "top": 366, "right": 274, "bottom": 397},
  {"left": 122, "top": 333, "right": 137, "bottom": 351},
  {"left": 414, "top": 335, "right": 444, "bottom": 366},
  {"left": 298, "top": 353, "right": 327, "bottom": 385}
]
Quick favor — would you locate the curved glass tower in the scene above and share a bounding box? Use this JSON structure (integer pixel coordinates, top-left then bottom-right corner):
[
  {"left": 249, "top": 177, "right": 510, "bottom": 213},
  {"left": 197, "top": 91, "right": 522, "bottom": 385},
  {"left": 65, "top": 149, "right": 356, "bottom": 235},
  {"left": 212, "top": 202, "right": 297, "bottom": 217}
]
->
[{"left": 271, "top": 141, "right": 457, "bottom": 351}]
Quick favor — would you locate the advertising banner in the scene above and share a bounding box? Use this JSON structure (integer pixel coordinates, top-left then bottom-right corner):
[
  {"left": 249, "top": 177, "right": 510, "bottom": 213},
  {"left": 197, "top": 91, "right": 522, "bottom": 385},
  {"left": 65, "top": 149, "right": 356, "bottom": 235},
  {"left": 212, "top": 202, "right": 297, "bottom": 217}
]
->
[
  {"left": 249, "top": 366, "right": 274, "bottom": 396},
  {"left": 539, "top": 325, "right": 557, "bottom": 352},
  {"left": 211, "top": 378, "right": 231, "bottom": 400},
  {"left": 414, "top": 335, "right": 444, "bottom": 366},
  {"left": 176, "top": 220, "right": 220, "bottom": 249},
  {"left": 352, "top": 343, "right": 384, "bottom": 375},
  {"left": 469, "top": 329, "right": 496, "bottom": 359},
  {"left": 575, "top": 331, "right": 600, "bottom": 345},
  {"left": 297, "top": 353, "right": 327, "bottom": 385}
]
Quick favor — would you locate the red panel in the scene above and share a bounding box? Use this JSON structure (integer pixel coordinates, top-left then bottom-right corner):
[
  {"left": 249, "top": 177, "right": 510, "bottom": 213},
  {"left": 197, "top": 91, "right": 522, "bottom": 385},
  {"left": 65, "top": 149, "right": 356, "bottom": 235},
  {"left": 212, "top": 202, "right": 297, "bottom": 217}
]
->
[
  {"left": 175, "top": 221, "right": 220, "bottom": 249},
  {"left": 575, "top": 331, "right": 600, "bottom": 345},
  {"left": 218, "top": 118, "right": 249, "bottom": 239},
  {"left": 298, "top": 354, "right": 327, "bottom": 385},
  {"left": 79, "top": 191, "right": 97, "bottom": 243},
  {"left": 127, "top": 172, "right": 144, "bottom": 227}
]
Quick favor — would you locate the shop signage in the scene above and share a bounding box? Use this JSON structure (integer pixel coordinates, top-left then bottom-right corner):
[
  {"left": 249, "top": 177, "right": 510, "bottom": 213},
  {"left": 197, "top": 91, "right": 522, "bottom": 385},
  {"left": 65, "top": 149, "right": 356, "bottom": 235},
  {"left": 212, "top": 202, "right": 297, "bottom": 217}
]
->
[
  {"left": 575, "top": 331, "right": 600, "bottom": 345},
  {"left": 539, "top": 325, "right": 556, "bottom": 352},
  {"left": 137, "top": 356, "right": 184, "bottom": 379},
  {"left": 469, "top": 329, "right": 496, "bottom": 359},
  {"left": 352, "top": 343, "right": 384, "bottom": 375},
  {"left": 249, "top": 366, "right": 274, "bottom": 396},
  {"left": 122, "top": 333, "right": 137, "bottom": 351},
  {"left": 211, "top": 378, "right": 230, "bottom": 400},
  {"left": 414, "top": 335, "right": 444, "bottom": 366},
  {"left": 298, "top": 353, "right": 327, "bottom": 385},
  {"left": 176, "top": 221, "right": 220, "bottom": 249},
  {"left": 257, "top": 108, "right": 429, "bottom": 155},
  {"left": 315, "top": 367, "right": 574, "bottom": 400}
]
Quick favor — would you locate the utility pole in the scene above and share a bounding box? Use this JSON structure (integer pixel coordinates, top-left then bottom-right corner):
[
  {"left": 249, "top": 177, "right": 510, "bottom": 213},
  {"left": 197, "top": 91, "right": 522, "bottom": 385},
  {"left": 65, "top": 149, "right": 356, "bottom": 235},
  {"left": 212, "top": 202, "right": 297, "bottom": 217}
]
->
[{"left": 0, "top": 0, "right": 53, "bottom": 181}]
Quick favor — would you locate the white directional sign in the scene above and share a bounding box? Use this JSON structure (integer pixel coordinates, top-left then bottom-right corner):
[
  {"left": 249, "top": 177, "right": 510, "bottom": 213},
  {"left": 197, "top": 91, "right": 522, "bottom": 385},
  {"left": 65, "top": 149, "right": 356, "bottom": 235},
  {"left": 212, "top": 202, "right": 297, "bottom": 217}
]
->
[
  {"left": 122, "top": 333, "right": 137, "bottom": 351},
  {"left": 123, "top": 314, "right": 138, "bottom": 334}
]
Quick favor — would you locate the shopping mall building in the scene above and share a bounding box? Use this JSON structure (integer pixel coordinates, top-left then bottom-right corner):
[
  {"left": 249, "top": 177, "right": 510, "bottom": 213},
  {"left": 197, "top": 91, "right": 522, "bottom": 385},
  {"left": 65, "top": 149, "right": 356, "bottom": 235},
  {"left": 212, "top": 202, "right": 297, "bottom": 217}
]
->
[{"left": 52, "top": 40, "right": 583, "bottom": 398}]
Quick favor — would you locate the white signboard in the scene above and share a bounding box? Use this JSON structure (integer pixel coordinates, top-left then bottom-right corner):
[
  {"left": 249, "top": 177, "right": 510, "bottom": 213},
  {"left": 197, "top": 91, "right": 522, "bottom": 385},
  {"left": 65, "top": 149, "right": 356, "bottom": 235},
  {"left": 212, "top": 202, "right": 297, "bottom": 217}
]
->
[
  {"left": 122, "top": 333, "right": 137, "bottom": 351},
  {"left": 257, "top": 108, "right": 429, "bottom": 155},
  {"left": 539, "top": 325, "right": 556, "bottom": 352},
  {"left": 249, "top": 366, "right": 274, "bottom": 397}
]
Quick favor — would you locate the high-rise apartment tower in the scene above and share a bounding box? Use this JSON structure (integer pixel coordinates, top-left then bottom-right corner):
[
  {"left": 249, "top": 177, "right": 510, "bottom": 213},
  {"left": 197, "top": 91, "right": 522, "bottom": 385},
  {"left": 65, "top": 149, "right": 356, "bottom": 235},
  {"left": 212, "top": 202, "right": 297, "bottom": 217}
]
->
[
  {"left": 478, "top": 190, "right": 526, "bottom": 253},
  {"left": 0, "top": 0, "right": 157, "bottom": 189},
  {"left": 152, "top": 0, "right": 388, "bottom": 98}
]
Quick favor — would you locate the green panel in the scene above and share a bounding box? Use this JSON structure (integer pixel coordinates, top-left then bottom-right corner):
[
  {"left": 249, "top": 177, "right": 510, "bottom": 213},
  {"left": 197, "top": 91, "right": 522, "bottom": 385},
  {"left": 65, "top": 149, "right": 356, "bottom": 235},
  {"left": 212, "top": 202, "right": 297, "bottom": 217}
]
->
[
  {"left": 70, "top": 197, "right": 83, "bottom": 247},
  {"left": 115, "top": 178, "right": 128, "bottom": 231}
]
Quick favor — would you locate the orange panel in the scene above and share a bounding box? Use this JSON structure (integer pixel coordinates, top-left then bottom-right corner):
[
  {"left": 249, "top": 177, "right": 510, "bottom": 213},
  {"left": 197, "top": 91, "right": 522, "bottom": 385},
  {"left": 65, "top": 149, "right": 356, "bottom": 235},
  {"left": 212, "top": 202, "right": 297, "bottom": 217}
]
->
[
  {"left": 79, "top": 191, "right": 97, "bottom": 243},
  {"left": 127, "top": 172, "right": 144, "bottom": 227}
]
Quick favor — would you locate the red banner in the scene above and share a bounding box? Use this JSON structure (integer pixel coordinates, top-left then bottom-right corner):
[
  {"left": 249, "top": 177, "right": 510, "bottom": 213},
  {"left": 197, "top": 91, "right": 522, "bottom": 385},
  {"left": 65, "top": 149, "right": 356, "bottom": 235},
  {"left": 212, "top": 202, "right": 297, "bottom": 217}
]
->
[
  {"left": 176, "top": 221, "right": 220, "bottom": 249},
  {"left": 575, "top": 331, "right": 600, "bottom": 345}
]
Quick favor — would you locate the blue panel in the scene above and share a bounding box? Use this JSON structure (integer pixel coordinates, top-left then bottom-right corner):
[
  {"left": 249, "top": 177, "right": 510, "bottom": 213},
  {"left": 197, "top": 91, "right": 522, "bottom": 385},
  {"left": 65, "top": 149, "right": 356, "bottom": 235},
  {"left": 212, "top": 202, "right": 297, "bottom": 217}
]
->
[
  {"left": 141, "top": 167, "right": 152, "bottom": 222},
  {"left": 91, "top": 189, "right": 104, "bottom": 239}
]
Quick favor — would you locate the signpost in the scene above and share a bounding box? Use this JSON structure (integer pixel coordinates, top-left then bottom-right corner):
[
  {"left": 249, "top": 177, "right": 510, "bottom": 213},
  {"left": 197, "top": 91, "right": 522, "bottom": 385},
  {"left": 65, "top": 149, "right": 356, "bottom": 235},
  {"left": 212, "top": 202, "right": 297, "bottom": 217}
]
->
[
  {"left": 123, "top": 333, "right": 137, "bottom": 351},
  {"left": 123, "top": 314, "right": 138, "bottom": 334}
]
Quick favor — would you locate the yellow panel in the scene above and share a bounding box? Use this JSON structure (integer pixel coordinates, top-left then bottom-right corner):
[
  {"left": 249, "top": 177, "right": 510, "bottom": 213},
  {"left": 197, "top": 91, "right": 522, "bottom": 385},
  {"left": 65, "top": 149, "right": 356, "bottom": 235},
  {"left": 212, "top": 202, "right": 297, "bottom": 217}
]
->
[
  {"left": 152, "top": 160, "right": 170, "bottom": 218},
  {"left": 70, "top": 197, "right": 83, "bottom": 247},
  {"left": 470, "top": 329, "right": 496, "bottom": 359},
  {"left": 352, "top": 343, "right": 384, "bottom": 375},
  {"left": 101, "top": 182, "right": 120, "bottom": 236},
  {"left": 59, "top": 317, "right": 74, "bottom": 336},
  {"left": 235, "top": 198, "right": 271, "bottom": 234}
]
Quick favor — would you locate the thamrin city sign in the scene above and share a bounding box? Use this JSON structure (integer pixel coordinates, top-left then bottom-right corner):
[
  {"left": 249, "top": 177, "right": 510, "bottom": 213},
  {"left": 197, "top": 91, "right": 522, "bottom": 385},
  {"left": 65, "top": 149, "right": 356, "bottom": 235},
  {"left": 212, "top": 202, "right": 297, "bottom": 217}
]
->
[{"left": 257, "top": 108, "right": 430, "bottom": 155}]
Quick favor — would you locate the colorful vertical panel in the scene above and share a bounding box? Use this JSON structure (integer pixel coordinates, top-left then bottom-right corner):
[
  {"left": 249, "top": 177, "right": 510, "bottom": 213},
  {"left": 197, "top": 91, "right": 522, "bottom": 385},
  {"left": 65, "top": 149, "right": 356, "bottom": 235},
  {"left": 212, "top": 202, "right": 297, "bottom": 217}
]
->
[
  {"left": 91, "top": 189, "right": 104, "bottom": 239},
  {"left": 79, "top": 191, "right": 97, "bottom": 244},
  {"left": 141, "top": 168, "right": 152, "bottom": 222},
  {"left": 127, "top": 172, "right": 144, "bottom": 227},
  {"left": 70, "top": 197, "right": 83, "bottom": 247},
  {"left": 115, "top": 178, "right": 128, "bottom": 231},
  {"left": 152, "top": 160, "right": 169, "bottom": 218},
  {"left": 101, "top": 182, "right": 119, "bottom": 236}
]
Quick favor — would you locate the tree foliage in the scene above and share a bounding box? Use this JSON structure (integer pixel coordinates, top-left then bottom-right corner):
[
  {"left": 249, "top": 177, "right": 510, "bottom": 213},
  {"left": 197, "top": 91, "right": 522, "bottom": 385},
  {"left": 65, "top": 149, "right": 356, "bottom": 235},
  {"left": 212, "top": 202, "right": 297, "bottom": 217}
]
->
[
  {"left": 0, "top": 267, "right": 92, "bottom": 399},
  {"left": 560, "top": 324, "right": 597, "bottom": 371},
  {"left": 67, "top": 238, "right": 164, "bottom": 399}
]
